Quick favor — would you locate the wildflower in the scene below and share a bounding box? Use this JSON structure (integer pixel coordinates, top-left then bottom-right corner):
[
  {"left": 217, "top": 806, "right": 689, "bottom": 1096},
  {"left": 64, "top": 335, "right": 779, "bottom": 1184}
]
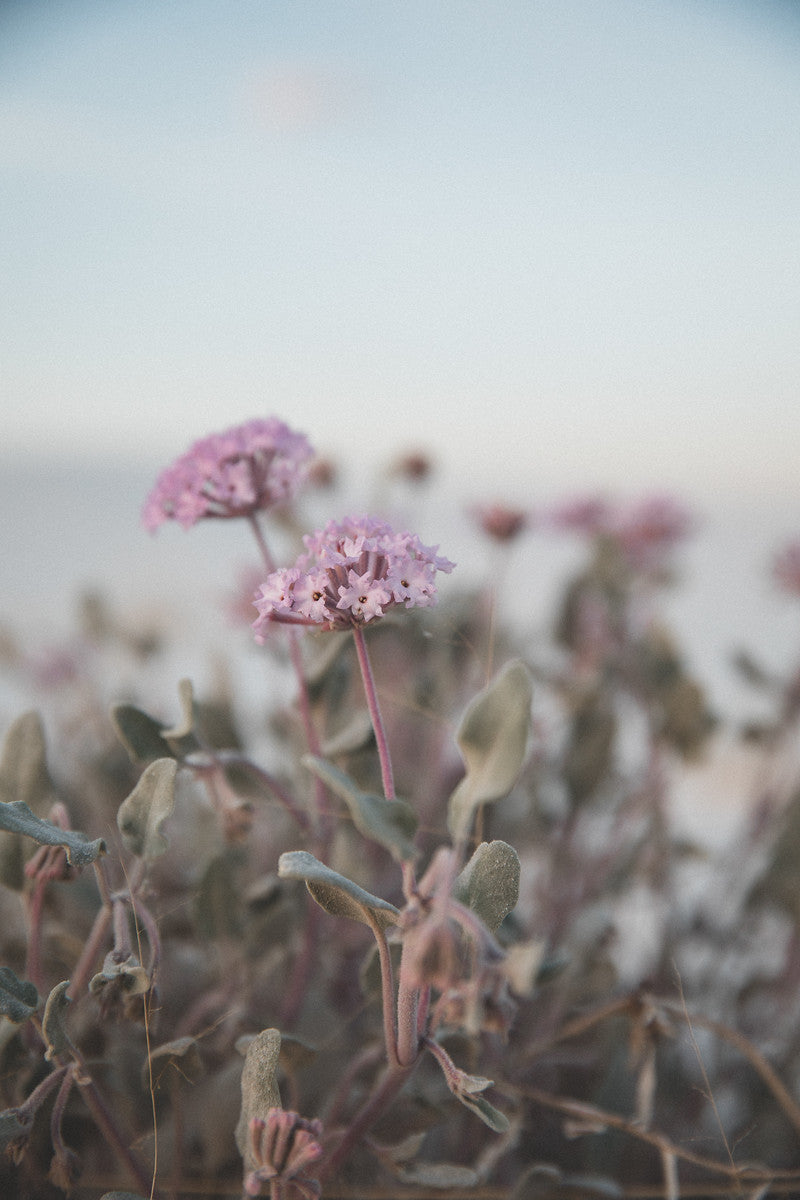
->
[
  {"left": 390, "top": 449, "right": 434, "bottom": 482},
  {"left": 142, "top": 417, "right": 314, "bottom": 530},
  {"left": 611, "top": 495, "right": 692, "bottom": 568},
  {"left": 252, "top": 515, "right": 454, "bottom": 637},
  {"left": 472, "top": 502, "right": 530, "bottom": 543},
  {"left": 244, "top": 1109, "right": 323, "bottom": 1198},
  {"left": 548, "top": 494, "right": 611, "bottom": 536},
  {"left": 774, "top": 540, "right": 800, "bottom": 597}
]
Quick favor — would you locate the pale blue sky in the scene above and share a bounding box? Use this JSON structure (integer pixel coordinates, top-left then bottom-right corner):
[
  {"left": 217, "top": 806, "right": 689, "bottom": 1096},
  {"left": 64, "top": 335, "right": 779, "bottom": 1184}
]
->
[{"left": 2, "top": 0, "right": 799, "bottom": 500}]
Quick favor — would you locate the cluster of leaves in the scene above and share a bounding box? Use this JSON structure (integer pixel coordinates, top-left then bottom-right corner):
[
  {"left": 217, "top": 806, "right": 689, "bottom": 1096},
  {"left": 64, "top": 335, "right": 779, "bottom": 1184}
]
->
[{"left": 1, "top": 468, "right": 800, "bottom": 1200}]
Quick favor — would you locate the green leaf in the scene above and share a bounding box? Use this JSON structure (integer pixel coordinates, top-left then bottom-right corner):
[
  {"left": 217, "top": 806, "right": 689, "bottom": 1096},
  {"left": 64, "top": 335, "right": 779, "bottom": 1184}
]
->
[
  {"left": 397, "top": 1162, "right": 480, "bottom": 1188},
  {"left": 144, "top": 1036, "right": 203, "bottom": 1087},
  {"left": 194, "top": 849, "right": 244, "bottom": 939},
  {"left": 278, "top": 850, "right": 399, "bottom": 929},
  {"left": 447, "top": 660, "right": 532, "bottom": 841},
  {"left": 0, "top": 712, "right": 52, "bottom": 809},
  {"left": 454, "top": 1089, "right": 510, "bottom": 1132},
  {"left": 111, "top": 704, "right": 175, "bottom": 764},
  {"left": 42, "top": 981, "right": 74, "bottom": 1061},
  {"left": 235, "top": 1027, "right": 282, "bottom": 1171},
  {"left": 0, "top": 968, "right": 38, "bottom": 1024},
  {"left": 0, "top": 712, "right": 55, "bottom": 890},
  {"left": 303, "top": 756, "right": 418, "bottom": 861},
  {"left": 0, "top": 1106, "right": 34, "bottom": 1160},
  {"left": 111, "top": 679, "right": 201, "bottom": 764},
  {"left": 117, "top": 758, "right": 177, "bottom": 859},
  {"left": 0, "top": 802, "right": 105, "bottom": 868},
  {"left": 454, "top": 840, "right": 520, "bottom": 932}
]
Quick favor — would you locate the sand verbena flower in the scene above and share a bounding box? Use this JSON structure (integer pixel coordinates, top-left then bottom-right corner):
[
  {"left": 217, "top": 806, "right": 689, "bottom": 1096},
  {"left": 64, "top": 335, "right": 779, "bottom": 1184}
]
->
[
  {"left": 142, "top": 417, "right": 314, "bottom": 530},
  {"left": 252, "top": 515, "right": 454, "bottom": 638}
]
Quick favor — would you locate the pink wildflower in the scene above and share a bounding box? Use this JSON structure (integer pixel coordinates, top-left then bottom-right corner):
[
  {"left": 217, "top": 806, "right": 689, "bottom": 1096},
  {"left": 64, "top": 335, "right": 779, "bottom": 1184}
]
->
[
  {"left": 472, "top": 502, "right": 530, "bottom": 543},
  {"left": 774, "top": 540, "right": 800, "bottom": 596},
  {"left": 252, "top": 515, "right": 455, "bottom": 638},
  {"left": 548, "top": 495, "right": 611, "bottom": 536},
  {"left": 142, "top": 418, "right": 314, "bottom": 531},
  {"left": 611, "top": 495, "right": 693, "bottom": 568},
  {"left": 549, "top": 493, "right": 692, "bottom": 568},
  {"left": 245, "top": 1110, "right": 323, "bottom": 1198}
]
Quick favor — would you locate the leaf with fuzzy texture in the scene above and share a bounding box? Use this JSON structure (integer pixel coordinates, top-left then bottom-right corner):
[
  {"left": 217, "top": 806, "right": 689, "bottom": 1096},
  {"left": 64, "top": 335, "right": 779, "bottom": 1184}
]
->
[
  {"left": 0, "top": 1107, "right": 33, "bottom": 1160},
  {"left": 303, "top": 756, "right": 418, "bottom": 861},
  {"left": 235, "top": 1028, "right": 282, "bottom": 1172},
  {"left": 42, "top": 981, "right": 74, "bottom": 1061},
  {"left": 448, "top": 661, "right": 532, "bottom": 840},
  {"left": 0, "top": 712, "right": 55, "bottom": 889},
  {"left": 117, "top": 758, "right": 177, "bottom": 859},
  {"left": 0, "top": 802, "right": 105, "bottom": 868},
  {"left": 0, "top": 968, "right": 38, "bottom": 1024},
  {"left": 453, "top": 1089, "right": 510, "bottom": 1132},
  {"left": 112, "top": 679, "right": 201, "bottom": 765},
  {"left": 454, "top": 840, "right": 520, "bottom": 932},
  {"left": 396, "top": 1162, "right": 480, "bottom": 1188},
  {"left": 278, "top": 850, "right": 399, "bottom": 929}
]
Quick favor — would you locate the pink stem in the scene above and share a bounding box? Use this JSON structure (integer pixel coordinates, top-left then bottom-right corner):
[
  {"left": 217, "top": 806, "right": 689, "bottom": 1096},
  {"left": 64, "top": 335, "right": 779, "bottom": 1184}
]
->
[
  {"left": 351, "top": 624, "right": 396, "bottom": 801},
  {"left": 248, "top": 515, "right": 330, "bottom": 839}
]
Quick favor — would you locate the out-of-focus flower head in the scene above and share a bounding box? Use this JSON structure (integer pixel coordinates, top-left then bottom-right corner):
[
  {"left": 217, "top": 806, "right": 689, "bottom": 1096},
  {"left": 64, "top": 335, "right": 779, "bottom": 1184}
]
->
[
  {"left": 142, "top": 417, "right": 314, "bottom": 531},
  {"left": 390, "top": 448, "right": 435, "bottom": 483},
  {"left": 252, "top": 514, "right": 454, "bottom": 638},
  {"left": 773, "top": 540, "right": 800, "bottom": 597},
  {"left": 611, "top": 495, "right": 693, "bottom": 568},
  {"left": 472, "top": 502, "right": 531, "bottom": 544},
  {"left": 549, "top": 493, "right": 692, "bottom": 569},
  {"left": 547, "top": 495, "right": 611, "bottom": 537},
  {"left": 244, "top": 1109, "right": 323, "bottom": 1198}
]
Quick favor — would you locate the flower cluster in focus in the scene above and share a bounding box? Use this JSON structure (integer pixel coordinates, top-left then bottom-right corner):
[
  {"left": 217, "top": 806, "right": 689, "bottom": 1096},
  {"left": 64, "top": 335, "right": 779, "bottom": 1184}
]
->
[
  {"left": 142, "top": 417, "right": 314, "bottom": 530},
  {"left": 252, "top": 515, "right": 455, "bottom": 637}
]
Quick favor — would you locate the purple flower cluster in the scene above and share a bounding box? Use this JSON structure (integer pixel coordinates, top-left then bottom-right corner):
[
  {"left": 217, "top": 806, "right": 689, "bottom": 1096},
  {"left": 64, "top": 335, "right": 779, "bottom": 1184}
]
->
[
  {"left": 142, "top": 417, "right": 313, "bottom": 530},
  {"left": 252, "top": 514, "right": 455, "bottom": 637},
  {"left": 549, "top": 493, "right": 692, "bottom": 568}
]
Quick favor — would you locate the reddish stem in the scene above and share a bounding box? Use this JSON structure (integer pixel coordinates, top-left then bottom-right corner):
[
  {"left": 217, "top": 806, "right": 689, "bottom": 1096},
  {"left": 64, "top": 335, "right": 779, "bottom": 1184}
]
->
[{"left": 351, "top": 624, "right": 396, "bottom": 801}]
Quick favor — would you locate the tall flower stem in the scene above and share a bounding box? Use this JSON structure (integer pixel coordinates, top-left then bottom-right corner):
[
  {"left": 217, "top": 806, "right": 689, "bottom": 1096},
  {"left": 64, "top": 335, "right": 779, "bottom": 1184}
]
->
[
  {"left": 352, "top": 624, "right": 395, "bottom": 801},
  {"left": 248, "top": 515, "right": 330, "bottom": 839}
]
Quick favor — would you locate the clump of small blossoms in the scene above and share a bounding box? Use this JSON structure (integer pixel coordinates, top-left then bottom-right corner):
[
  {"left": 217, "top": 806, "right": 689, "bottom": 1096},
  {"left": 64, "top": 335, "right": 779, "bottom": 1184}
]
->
[
  {"left": 548, "top": 493, "right": 692, "bottom": 569},
  {"left": 142, "top": 417, "right": 314, "bottom": 530},
  {"left": 252, "top": 515, "right": 455, "bottom": 638}
]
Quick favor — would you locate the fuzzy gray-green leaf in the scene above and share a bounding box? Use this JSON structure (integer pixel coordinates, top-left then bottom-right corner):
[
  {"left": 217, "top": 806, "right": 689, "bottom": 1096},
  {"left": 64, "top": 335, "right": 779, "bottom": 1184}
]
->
[
  {"left": 0, "top": 712, "right": 55, "bottom": 889},
  {"left": 42, "top": 981, "right": 74, "bottom": 1061},
  {"left": 111, "top": 704, "right": 175, "bottom": 764},
  {"left": 453, "top": 1089, "right": 510, "bottom": 1132},
  {"left": 454, "top": 840, "right": 520, "bottom": 932},
  {"left": 303, "top": 756, "right": 418, "bottom": 861},
  {"left": 278, "top": 850, "right": 399, "bottom": 929},
  {"left": 396, "top": 1162, "right": 480, "bottom": 1188},
  {"left": 117, "top": 758, "right": 177, "bottom": 859},
  {"left": 235, "top": 1027, "right": 282, "bottom": 1170},
  {"left": 0, "top": 712, "right": 52, "bottom": 810},
  {"left": 0, "top": 801, "right": 105, "bottom": 868},
  {"left": 448, "top": 660, "right": 532, "bottom": 840},
  {"left": 0, "top": 967, "right": 38, "bottom": 1024},
  {"left": 111, "top": 679, "right": 201, "bottom": 765}
]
